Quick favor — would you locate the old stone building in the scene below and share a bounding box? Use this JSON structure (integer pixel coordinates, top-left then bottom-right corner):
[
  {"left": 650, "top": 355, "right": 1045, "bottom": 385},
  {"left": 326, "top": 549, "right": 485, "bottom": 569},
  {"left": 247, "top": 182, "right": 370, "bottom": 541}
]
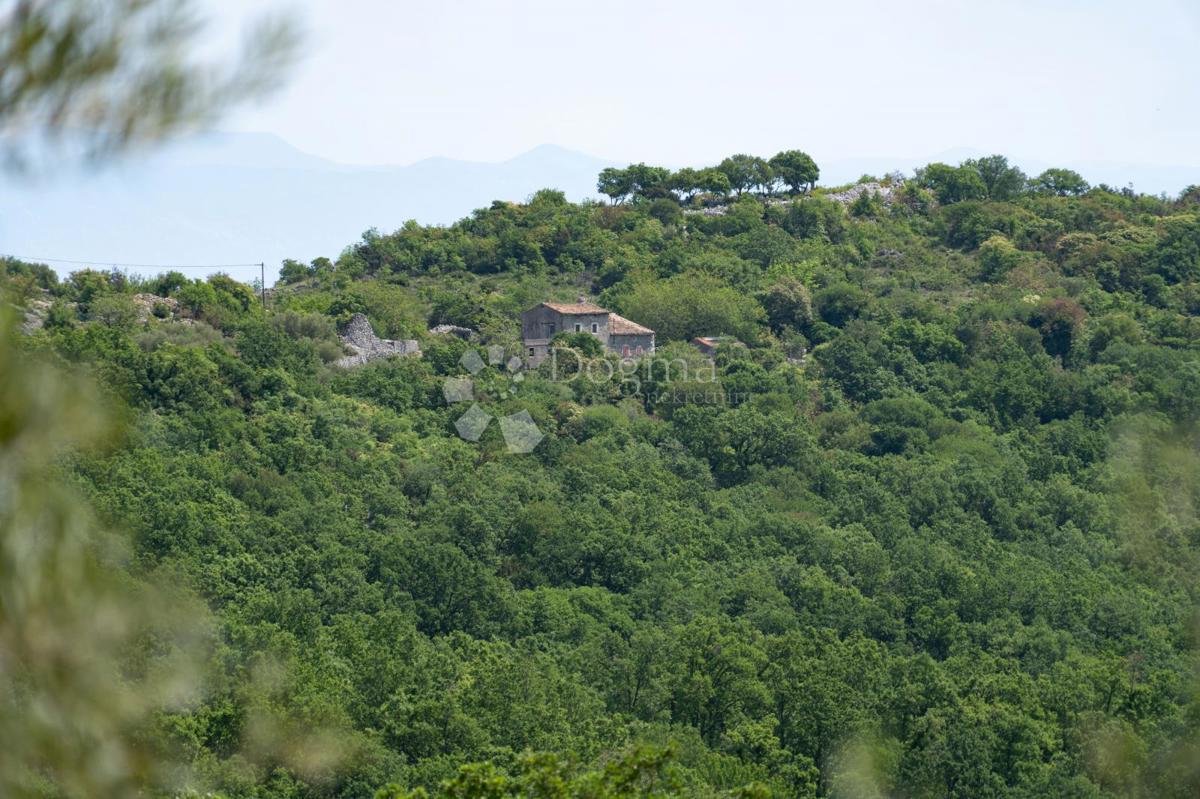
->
[
  {"left": 335, "top": 313, "right": 420, "bottom": 367},
  {"left": 521, "top": 300, "right": 655, "bottom": 367}
]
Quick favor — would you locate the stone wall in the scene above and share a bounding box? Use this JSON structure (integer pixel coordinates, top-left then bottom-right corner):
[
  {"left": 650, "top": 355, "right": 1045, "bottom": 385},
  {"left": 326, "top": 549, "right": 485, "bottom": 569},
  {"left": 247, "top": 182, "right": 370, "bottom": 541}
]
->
[
  {"left": 335, "top": 313, "right": 420, "bottom": 367},
  {"left": 609, "top": 332, "right": 654, "bottom": 358}
]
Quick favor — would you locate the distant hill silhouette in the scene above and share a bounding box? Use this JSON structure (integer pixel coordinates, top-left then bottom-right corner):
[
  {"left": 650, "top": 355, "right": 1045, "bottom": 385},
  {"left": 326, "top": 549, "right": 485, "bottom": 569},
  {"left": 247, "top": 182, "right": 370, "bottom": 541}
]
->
[
  {"left": 2, "top": 133, "right": 1197, "bottom": 286},
  {"left": 0, "top": 134, "right": 614, "bottom": 285}
]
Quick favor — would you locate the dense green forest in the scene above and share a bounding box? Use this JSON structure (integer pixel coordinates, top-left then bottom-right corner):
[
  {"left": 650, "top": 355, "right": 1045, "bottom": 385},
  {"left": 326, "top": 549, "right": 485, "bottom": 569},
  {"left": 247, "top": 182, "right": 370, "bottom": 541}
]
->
[{"left": 3, "top": 154, "right": 1200, "bottom": 798}]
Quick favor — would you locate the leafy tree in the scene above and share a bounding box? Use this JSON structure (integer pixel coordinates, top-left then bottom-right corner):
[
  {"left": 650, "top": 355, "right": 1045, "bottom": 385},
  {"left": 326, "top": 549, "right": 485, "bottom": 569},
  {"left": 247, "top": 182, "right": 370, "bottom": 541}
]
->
[
  {"left": 977, "top": 234, "right": 1026, "bottom": 279},
  {"left": 87, "top": 293, "right": 139, "bottom": 328},
  {"left": 625, "top": 163, "right": 673, "bottom": 199},
  {"left": 377, "top": 746, "right": 685, "bottom": 798},
  {"left": 1034, "top": 297, "right": 1086, "bottom": 359},
  {"left": 66, "top": 269, "right": 115, "bottom": 315},
  {"left": 617, "top": 274, "right": 765, "bottom": 341},
  {"left": 697, "top": 167, "right": 733, "bottom": 198},
  {"left": 718, "top": 154, "right": 774, "bottom": 196},
  {"left": 44, "top": 299, "right": 76, "bottom": 330},
  {"left": 0, "top": 257, "right": 57, "bottom": 298},
  {"left": 782, "top": 198, "right": 846, "bottom": 242},
  {"left": 814, "top": 323, "right": 898, "bottom": 402},
  {"left": 647, "top": 197, "right": 683, "bottom": 226},
  {"left": 597, "top": 164, "right": 671, "bottom": 203},
  {"left": 760, "top": 276, "right": 813, "bottom": 333},
  {"left": 849, "top": 189, "right": 884, "bottom": 218},
  {"left": 667, "top": 618, "right": 768, "bottom": 743},
  {"left": 862, "top": 396, "right": 939, "bottom": 454},
  {"left": 1031, "top": 168, "right": 1090, "bottom": 196},
  {"left": 669, "top": 167, "right": 703, "bottom": 201},
  {"left": 148, "top": 270, "right": 189, "bottom": 296},
  {"left": 1154, "top": 212, "right": 1200, "bottom": 284},
  {"left": 552, "top": 330, "right": 605, "bottom": 357},
  {"left": 671, "top": 167, "right": 732, "bottom": 202},
  {"left": 597, "top": 167, "right": 636, "bottom": 204},
  {"left": 815, "top": 282, "right": 868, "bottom": 327},
  {"left": 279, "top": 258, "right": 315, "bottom": 284},
  {"left": 963, "top": 154, "right": 1028, "bottom": 200},
  {"left": 769, "top": 150, "right": 820, "bottom": 194},
  {"left": 917, "top": 162, "right": 988, "bottom": 204},
  {"left": 1086, "top": 312, "right": 1142, "bottom": 359}
]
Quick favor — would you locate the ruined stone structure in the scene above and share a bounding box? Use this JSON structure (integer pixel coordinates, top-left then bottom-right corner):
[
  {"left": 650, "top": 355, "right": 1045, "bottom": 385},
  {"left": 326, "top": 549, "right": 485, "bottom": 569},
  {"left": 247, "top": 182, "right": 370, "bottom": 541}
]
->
[{"left": 335, "top": 313, "right": 420, "bottom": 367}]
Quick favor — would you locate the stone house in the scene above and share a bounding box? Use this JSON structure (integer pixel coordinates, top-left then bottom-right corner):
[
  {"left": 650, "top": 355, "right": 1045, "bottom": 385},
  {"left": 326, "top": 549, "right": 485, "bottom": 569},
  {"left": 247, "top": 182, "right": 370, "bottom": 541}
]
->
[{"left": 521, "top": 300, "right": 655, "bottom": 367}]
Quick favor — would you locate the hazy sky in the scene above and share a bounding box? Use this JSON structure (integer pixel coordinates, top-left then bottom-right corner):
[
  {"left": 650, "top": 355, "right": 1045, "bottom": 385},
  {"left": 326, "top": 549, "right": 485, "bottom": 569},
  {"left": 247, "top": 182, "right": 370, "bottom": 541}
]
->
[{"left": 205, "top": 0, "right": 1199, "bottom": 167}]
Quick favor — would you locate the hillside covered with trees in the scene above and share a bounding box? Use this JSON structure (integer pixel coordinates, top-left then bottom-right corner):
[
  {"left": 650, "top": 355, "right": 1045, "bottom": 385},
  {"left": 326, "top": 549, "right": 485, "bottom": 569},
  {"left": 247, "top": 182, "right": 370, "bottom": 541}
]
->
[{"left": 4, "top": 153, "right": 1200, "bottom": 798}]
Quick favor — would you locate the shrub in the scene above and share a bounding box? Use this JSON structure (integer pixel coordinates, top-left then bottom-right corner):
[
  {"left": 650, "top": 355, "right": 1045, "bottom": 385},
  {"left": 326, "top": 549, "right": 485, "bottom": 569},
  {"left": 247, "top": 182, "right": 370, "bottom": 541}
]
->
[
  {"left": 978, "top": 235, "right": 1026, "bottom": 280},
  {"left": 88, "top": 294, "right": 139, "bottom": 329},
  {"left": 616, "top": 274, "right": 765, "bottom": 342},
  {"left": 815, "top": 283, "right": 868, "bottom": 328},
  {"left": 552, "top": 331, "right": 604, "bottom": 358}
]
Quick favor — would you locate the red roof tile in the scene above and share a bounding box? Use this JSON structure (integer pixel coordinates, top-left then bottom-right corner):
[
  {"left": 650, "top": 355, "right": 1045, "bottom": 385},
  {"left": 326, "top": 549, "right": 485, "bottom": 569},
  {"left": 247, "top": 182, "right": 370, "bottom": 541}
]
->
[{"left": 609, "top": 313, "right": 654, "bottom": 335}]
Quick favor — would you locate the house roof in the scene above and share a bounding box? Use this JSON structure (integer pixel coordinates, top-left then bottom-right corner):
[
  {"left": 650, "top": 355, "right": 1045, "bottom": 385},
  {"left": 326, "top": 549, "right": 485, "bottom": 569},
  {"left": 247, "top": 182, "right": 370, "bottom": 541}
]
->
[
  {"left": 693, "top": 335, "right": 741, "bottom": 348},
  {"left": 528, "top": 301, "right": 654, "bottom": 334},
  {"left": 609, "top": 313, "right": 654, "bottom": 335},
  {"left": 542, "top": 301, "right": 609, "bottom": 315}
]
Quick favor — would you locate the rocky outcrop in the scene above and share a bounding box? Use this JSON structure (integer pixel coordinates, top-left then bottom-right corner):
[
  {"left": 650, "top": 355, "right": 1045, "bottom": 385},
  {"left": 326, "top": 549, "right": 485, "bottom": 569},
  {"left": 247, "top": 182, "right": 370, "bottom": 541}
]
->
[
  {"left": 682, "top": 177, "right": 909, "bottom": 216},
  {"left": 335, "top": 313, "right": 420, "bottom": 367},
  {"left": 683, "top": 205, "right": 732, "bottom": 217},
  {"left": 20, "top": 296, "right": 52, "bottom": 333},
  {"left": 429, "top": 324, "right": 475, "bottom": 340},
  {"left": 818, "top": 179, "right": 904, "bottom": 206},
  {"left": 132, "top": 293, "right": 179, "bottom": 321}
]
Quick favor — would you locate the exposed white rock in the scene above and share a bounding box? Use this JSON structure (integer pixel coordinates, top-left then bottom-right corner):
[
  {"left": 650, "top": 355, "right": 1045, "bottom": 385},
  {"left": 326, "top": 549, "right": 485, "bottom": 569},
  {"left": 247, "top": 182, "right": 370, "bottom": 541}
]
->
[
  {"left": 131, "top": 293, "right": 179, "bottom": 321},
  {"left": 819, "top": 179, "right": 904, "bottom": 206},
  {"left": 429, "top": 324, "right": 475, "bottom": 339},
  {"left": 20, "top": 297, "right": 52, "bottom": 333}
]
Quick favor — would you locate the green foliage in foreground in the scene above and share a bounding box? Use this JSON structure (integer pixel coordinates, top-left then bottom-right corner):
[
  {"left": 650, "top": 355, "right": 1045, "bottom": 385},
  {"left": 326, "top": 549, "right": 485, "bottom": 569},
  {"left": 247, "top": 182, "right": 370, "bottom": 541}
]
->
[
  {"left": 375, "top": 746, "right": 692, "bottom": 799},
  {"left": 3, "top": 164, "right": 1200, "bottom": 799}
]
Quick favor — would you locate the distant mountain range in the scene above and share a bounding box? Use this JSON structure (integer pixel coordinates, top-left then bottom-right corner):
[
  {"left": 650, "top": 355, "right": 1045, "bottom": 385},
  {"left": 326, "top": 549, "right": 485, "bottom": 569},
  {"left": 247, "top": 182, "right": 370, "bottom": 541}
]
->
[
  {"left": 0, "top": 134, "right": 615, "bottom": 285},
  {"left": 2, "top": 133, "right": 1197, "bottom": 286}
]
